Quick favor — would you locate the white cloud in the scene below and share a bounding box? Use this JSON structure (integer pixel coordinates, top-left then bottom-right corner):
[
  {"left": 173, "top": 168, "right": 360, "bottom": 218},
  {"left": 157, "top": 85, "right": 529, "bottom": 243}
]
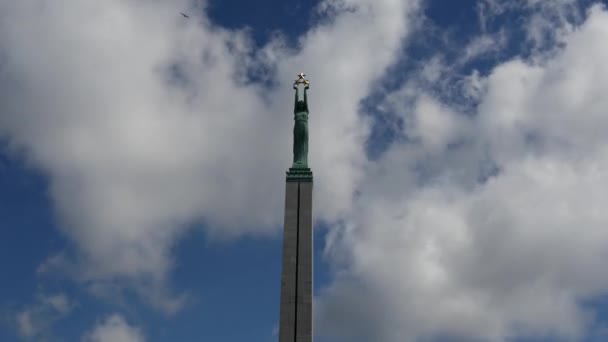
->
[
  {"left": 43, "top": 293, "right": 73, "bottom": 315},
  {"left": 82, "top": 314, "right": 144, "bottom": 342},
  {"left": 0, "top": 0, "right": 420, "bottom": 313},
  {"left": 459, "top": 31, "right": 508, "bottom": 64},
  {"left": 16, "top": 293, "right": 74, "bottom": 339},
  {"left": 316, "top": 3, "right": 608, "bottom": 342},
  {"left": 16, "top": 311, "right": 36, "bottom": 338},
  {"left": 476, "top": 0, "right": 584, "bottom": 57}
]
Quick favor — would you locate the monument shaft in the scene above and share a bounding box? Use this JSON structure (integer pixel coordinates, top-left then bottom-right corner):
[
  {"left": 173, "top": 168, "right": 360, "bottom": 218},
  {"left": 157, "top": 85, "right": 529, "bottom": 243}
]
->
[{"left": 279, "top": 180, "right": 313, "bottom": 342}]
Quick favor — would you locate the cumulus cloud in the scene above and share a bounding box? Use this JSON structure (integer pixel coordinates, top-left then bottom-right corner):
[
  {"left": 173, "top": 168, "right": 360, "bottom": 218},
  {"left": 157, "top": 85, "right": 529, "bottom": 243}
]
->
[
  {"left": 82, "top": 314, "right": 144, "bottom": 342},
  {"left": 0, "top": 0, "right": 420, "bottom": 313},
  {"left": 316, "top": 3, "right": 608, "bottom": 342}
]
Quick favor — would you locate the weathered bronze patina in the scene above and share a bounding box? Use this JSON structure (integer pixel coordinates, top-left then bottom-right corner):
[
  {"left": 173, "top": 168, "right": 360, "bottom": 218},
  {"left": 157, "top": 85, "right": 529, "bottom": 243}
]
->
[{"left": 287, "top": 73, "right": 313, "bottom": 181}]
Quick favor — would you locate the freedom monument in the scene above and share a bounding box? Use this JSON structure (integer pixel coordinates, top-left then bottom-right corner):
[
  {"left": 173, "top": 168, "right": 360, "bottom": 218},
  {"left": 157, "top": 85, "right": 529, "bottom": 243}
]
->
[{"left": 278, "top": 73, "right": 313, "bottom": 342}]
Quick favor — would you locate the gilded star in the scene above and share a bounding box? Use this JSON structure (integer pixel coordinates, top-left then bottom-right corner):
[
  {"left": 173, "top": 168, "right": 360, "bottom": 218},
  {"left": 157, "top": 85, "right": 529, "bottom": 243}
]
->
[{"left": 294, "top": 72, "right": 310, "bottom": 86}]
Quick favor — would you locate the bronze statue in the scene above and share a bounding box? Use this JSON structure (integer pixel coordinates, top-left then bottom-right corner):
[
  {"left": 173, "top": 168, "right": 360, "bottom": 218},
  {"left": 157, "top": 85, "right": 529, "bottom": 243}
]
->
[
  {"left": 286, "top": 73, "right": 313, "bottom": 181},
  {"left": 292, "top": 73, "right": 310, "bottom": 168}
]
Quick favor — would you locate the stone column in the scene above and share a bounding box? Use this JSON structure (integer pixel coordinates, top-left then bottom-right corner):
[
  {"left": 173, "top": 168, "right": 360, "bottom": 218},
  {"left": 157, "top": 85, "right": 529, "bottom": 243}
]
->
[{"left": 279, "top": 175, "right": 313, "bottom": 342}]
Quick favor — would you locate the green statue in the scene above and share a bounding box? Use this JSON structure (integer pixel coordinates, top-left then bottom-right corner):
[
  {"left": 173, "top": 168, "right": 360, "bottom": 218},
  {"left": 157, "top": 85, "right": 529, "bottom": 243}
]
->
[
  {"left": 287, "top": 73, "right": 313, "bottom": 181},
  {"left": 292, "top": 80, "right": 309, "bottom": 168}
]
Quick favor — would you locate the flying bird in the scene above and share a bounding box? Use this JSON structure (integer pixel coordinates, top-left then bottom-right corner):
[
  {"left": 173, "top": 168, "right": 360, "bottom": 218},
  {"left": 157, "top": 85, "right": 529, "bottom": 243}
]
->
[{"left": 180, "top": 12, "right": 190, "bottom": 18}]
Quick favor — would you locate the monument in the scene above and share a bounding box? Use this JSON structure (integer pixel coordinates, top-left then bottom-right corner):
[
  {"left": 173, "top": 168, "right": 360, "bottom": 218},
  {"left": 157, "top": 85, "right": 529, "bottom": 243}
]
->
[{"left": 278, "top": 73, "right": 313, "bottom": 342}]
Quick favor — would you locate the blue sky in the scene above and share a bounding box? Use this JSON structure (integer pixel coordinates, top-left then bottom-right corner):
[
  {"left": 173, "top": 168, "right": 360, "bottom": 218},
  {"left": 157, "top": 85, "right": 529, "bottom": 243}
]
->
[{"left": 2, "top": 0, "right": 608, "bottom": 341}]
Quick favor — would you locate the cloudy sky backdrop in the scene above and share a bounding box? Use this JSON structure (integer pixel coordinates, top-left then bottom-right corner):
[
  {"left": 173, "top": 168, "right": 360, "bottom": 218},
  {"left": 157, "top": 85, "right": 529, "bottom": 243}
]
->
[{"left": 2, "top": 0, "right": 608, "bottom": 341}]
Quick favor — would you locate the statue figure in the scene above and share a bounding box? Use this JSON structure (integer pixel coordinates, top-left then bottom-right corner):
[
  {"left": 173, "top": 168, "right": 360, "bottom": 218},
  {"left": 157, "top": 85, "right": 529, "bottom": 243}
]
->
[{"left": 292, "top": 73, "right": 310, "bottom": 168}]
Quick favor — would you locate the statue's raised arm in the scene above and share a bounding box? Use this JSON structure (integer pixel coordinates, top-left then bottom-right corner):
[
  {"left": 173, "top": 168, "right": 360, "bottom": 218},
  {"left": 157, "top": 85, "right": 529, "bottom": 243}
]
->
[{"left": 293, "top": 72, "right": 310, "bottom": 112}]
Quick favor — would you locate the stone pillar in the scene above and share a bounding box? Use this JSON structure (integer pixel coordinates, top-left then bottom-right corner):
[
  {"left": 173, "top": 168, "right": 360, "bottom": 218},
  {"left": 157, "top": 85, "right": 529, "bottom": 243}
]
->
[{"left": 279, "top": 171, "right": 313, "bottom": 342}]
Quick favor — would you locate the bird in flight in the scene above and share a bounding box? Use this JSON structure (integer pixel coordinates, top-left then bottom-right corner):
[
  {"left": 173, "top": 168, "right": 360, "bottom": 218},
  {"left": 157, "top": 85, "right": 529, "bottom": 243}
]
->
[{"left": 180, "top": 12, "right": 190, "bottom": 18}]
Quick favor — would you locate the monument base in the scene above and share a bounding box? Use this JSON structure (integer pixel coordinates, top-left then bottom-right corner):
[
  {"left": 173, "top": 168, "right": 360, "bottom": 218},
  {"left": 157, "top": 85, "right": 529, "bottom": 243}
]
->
[{"left": 286, "top": 167, "right": 313, "bottom": 182}]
